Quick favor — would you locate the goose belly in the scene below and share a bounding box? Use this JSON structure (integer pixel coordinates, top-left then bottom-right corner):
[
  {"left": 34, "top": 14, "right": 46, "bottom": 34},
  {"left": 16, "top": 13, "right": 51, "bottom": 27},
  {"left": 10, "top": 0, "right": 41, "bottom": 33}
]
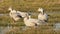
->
[
  {"left": 38, "top": 14, "right": 47, "bottom": 20},
  {"left": 24, "top": 20, "right": 35, "bottom": 26}
]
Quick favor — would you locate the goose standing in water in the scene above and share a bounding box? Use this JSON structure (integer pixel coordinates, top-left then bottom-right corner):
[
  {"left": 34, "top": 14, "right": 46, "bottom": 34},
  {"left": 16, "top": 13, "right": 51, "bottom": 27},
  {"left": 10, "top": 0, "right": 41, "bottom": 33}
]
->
[{"left": 38, "top": 8, "right": 48, "bottom": 22}]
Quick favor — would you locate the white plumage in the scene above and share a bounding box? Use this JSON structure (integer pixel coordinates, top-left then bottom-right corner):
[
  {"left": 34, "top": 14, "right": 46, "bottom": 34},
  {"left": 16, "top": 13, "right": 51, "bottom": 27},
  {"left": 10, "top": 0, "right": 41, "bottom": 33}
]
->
[
  {"left": 8, "top": 7, "right": 22, "bottom": 21},
  {"left": 17, "top": 11, "right": 28, "bottom": 18},
  {"left": 23, "top": 14, "right": 43, "bottom": 26},
  {"left": 38, "top": 8, "right": 48, "bottom": 22}
]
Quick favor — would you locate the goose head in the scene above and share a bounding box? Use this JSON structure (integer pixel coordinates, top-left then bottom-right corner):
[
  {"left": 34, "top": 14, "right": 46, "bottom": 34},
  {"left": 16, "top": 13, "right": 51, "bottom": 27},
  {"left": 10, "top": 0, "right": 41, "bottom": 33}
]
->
[
  {"left": 8, "top": 7, "right": 12, "bottom": 11},
  {"left": 8, "top": 7, "right": 17, "bottom": 13},
  {"left": 38, "top": 8, "right": 44, "bottom": 15}
]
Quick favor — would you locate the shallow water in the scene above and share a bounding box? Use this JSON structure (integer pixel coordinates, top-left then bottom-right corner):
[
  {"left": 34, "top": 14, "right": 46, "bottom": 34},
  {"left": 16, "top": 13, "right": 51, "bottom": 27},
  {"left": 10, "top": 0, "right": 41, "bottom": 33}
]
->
[
  {"left": 0, "top": 12, "right": 60, "bottom": 34},
  {"left": 0, "top": 11, "right": 60, "bottom": 15},
  {"left": 53, "top": 23, "right": 60, "bottom": 31},
  {"left": 0, "top": 26, "right": 13, "bottom": 34},
  {"left": 0, "top": 14, "right": 9, "bottom": 16}
]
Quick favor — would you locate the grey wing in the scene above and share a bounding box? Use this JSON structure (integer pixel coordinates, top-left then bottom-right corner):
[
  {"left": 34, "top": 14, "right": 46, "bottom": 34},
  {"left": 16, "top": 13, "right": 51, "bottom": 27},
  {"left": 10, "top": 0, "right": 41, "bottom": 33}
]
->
[{"left": 16, "top": 13, "right": 22, "bottom": 18}]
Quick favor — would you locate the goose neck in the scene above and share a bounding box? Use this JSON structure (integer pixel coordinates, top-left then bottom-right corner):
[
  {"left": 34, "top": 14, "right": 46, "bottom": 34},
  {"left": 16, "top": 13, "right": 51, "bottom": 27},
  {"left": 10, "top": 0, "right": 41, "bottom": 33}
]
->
[{"left": 24, "top": 17, "right": 29, "bottom": 21}]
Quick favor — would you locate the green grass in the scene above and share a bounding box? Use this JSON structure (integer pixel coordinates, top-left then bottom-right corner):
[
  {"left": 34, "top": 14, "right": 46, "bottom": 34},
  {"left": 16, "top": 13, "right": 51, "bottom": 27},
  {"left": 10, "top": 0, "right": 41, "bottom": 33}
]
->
[{"left": 0, "top": 0, "right": 60, "bottom": 34}]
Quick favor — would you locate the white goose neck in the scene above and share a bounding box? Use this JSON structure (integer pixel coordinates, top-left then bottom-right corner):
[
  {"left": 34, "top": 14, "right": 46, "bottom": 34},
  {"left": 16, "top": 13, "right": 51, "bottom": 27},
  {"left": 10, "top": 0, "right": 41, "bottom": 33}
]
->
[
  {"left": 24, "top": 17, "right": 29, "bottom": 21},
  {"left": 41, "top": 11, "right": 44, "bottom": 15}
]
